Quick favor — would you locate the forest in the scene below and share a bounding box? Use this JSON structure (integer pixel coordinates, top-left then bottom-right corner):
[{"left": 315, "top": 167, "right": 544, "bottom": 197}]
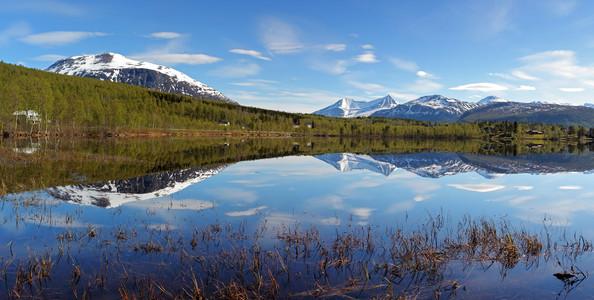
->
[{"left": 0, "top": 62, "right": 589, "bottom": 141}]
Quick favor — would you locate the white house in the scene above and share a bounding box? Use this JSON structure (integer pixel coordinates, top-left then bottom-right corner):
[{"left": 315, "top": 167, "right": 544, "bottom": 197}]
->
[{"left": 12, "top": 110, "right": 41, "bottom": 122}]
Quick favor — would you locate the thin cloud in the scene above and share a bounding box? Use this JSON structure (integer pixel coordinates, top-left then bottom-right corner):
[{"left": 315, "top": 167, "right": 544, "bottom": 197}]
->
[
  {"left": 131, "top": 53, "right": 221, "bottom": 65},
  {"left": 20, "top": 31, "right": 107, "bottom": 46},
  {"left": 355, "top": 51, "right": 379, "bottom": 63},
  {"left": 260, "top": 18, "right": 304, "bottom": 54},
  {"left": 311, "top": 59, "right": 348, "bottom": 75},
  {"left": 362, "top": 44, "right": 374, "bottom": 50},
  {"left": 407, "top": 79, "right": 443, "bottom": 93},
  {"left": 325, "top": 43, "right": 346, "bottom": 52},
  {"left": 489, "top": 72, "right": 516, "bottom": 80},
  {"left": 147, "top": 32, "right": 184, "bottom": 39},
  {"left": 209, "top": 62, "right": 261, "bottom": 77},
  {"left": 32, "top": 54, "right": 66, "bottom": 61},
  {"left": 390, "top": 57, "right": 418, "bottom": 72},
  {"left": 0, "top": 22, "right": 31, "bottom": 46},
  {"left": 229, "top": 49, "right": 271, "bottom": 61},
  {"left": 450, "top": 82, "right": 508, "bottom": 92},
  {"left": 226, "top": 206, "right": 267, "bottom": 217},
  {"left": 519, "top": 50, "right": 594, "bottom": 79},
  {"left": 5, "top": 1, "right": 84, "bottom": 16},
  {"left": 348, "top": 80, "right": 386, "bottom": 92},
  {"left": 512, "top": 70, "right": 539, "bottom": 80}
]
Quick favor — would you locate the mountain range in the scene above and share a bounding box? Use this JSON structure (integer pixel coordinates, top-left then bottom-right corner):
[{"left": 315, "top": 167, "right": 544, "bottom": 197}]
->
[
  {"left": 314, "top": 95, "right": 594, "bottom": 127},
  {"left": 46, "top": 52, "right": 235, "bottom": 103}
]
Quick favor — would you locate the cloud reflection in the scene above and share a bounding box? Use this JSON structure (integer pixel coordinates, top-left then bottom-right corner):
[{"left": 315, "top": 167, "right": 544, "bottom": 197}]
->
[{"left": 448, "top": 183, "right": 505, "bottom": 192}]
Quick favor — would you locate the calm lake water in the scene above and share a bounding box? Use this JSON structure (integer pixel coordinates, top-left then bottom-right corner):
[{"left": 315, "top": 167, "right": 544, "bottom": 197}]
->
[{"left": 2, "top": 137, "right": 594, "bottom": 298}]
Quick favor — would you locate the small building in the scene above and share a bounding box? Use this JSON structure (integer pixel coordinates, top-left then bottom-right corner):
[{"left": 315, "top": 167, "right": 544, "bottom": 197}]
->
[
  {"left": 526, "top": 130, "right": 544, "bottom": 135},
  {"left": 218, "top": 121, "right": 230, "bottom": 126},
  {"left": 13, "top": 110, "right": 41, "bottom": 122}
]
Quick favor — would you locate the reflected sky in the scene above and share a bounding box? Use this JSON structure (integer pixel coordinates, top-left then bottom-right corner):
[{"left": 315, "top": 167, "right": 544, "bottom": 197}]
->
[{"left": 103, "top": 154, "right": 594, "bottom": 239}]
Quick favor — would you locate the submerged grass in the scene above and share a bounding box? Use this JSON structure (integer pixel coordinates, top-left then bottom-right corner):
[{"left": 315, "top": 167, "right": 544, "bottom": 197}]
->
[{"left": 0, "top": 191, "right": 591, "bottom": 298}]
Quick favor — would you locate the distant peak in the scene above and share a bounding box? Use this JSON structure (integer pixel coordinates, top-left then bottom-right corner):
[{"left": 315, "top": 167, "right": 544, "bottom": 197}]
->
[{"left": 478, "top": 96, "right": 508, "bottom": 104}]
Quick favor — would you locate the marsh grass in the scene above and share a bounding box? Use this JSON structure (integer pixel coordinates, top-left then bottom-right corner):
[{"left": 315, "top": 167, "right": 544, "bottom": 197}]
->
[{"left": 0, "top": 190, "right": 590, "bottom": 299}]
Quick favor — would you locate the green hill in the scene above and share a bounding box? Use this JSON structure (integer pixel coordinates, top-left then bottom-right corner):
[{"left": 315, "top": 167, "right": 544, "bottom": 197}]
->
[{"left": 0, "top": 62, "right": 581, "bottom": 140}]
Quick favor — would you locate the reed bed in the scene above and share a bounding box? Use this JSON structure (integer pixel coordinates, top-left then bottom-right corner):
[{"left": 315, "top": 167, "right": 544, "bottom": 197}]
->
[{"left": 0, "top": 191, "right": 590, "bottom": 299}]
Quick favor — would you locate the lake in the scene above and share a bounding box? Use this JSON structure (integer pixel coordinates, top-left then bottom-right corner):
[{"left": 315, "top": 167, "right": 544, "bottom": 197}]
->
[{"left": 1, "top": 137, "right": 594, "bottom": 298}]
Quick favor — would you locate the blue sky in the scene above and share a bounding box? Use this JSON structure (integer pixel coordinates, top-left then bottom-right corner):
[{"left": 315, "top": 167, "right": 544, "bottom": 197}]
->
[{"left": 3, "top": 0, "right": 594, "bottom": 112}]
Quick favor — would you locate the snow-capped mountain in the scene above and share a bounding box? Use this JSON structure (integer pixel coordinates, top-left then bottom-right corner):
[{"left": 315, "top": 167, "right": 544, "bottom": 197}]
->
[
  {"left": 371, "top": 95, "right": 480, "bottom": 122},
  {"left": 45, "top": 164, "right": 230, "bottom": 208},
  {"left": 478, "top": 96, "right": 509, "bottom": 105},
  {"left": 312, "top": 95, "right": 398, "bottom": 117},
  {"left": 46, "top": 52, "right": 235, "bottom": 103},
  {"left": 316, "top": 152, "right": 594, "bottom": 179},
  {"left": 585, "top": 103, "right": 594, "bottom": 108}
]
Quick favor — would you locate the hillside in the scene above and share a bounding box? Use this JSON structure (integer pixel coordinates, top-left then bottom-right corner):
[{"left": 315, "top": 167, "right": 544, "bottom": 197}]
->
[
  {"left": 459, "top": 102, "right": 594, "bottom": 127},
  {"left": 0, "top": 62, "right": 583, "bottom": 140}
]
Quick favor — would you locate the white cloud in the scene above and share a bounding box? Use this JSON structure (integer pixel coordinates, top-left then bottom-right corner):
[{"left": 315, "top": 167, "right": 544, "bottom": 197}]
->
[
  {"left": 512, "top": 70, "right": 539, "bottom": 80},
  {"left": 362, "top": 44, "right": 374, "bottom": 49},
  {"left": 209, "top": 62, "right": 261, "bottom": 77},
  {"left": 325, "top": 43, "right": 346, "bottom": 52},
  {"left": 260, "top": 18, "right": 304, "bottom": 54},
  {"left": 390, "top": 57, "right": 418, "bottom": 72},
  {"left": 147, "top": 32, "right": 184, "bottom": 39},
  {"left": 516, "top": 85, "right": 536, "bottom": 91},
  {"left": 0, "top": 22, "right": 31, "bottom": 46},
  {"left": 131, "top": 53, "right": 221, "bottom": 65},
  {"left": 559, "top": 87, "right": 585, "bottom": 92},
  {"left": 559, "top": 185, "right": 582, "bottom": 190},
  {"left": 416, "top": 70, "right": 436, "bottom": 79},
  {"left": 20, "top": 31, "right": 107, "bottom": 46},
  {"left": 32, "top": 54, "right": 66, "bottom": 61},
  {"left": 229, "top": 49, "right": 271, "bottom": 61},
  {"left": 448, "top": 183, "right": 505, "bottom": 192},
  {"left": 355, "top": 51, "right": 379, "bottom": 63},
  {"left": 449, "top": 82, "right": 508, "bottom": 92}
]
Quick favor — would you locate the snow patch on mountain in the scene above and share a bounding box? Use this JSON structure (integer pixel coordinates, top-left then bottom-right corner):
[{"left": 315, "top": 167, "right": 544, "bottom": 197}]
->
[
  {"left": 45, "top": 52, "right": 234, "bottom": 103},
  {"left": 478, "top": 96, "right": 509, "bottom": 105},
  {"left": 313, "top": 95, "right": 398, "bottom": 117}
]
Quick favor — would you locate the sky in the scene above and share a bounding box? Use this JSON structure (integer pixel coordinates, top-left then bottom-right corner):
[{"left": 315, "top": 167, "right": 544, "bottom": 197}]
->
[{"left": 3, "top": 0, "right": 594, "bottom": 112}]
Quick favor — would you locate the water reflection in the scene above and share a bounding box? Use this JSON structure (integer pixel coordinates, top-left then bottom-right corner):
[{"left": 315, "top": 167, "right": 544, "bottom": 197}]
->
[{"left": 3, "top": 138, "right": 594, "bottom": 298}]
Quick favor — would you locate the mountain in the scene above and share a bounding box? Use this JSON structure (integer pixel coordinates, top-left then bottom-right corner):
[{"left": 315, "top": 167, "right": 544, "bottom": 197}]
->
[
  {"left": 45, "top": 164, "right": 230, "bottom": 208},
  {"left": 478, "top": 96, "right": 509, "bottom": 105},
  {"left": 312, "top": 95, "right": 398, "bottom": 117},
  {"left": 459, "top": 102, "right": 594, "bottom": 127},
  {"left": 371, "top": 95, "right": 480, "bottom": 122},
  {"left": 45, "top": 52, "right": 234, "bottom": 103}
]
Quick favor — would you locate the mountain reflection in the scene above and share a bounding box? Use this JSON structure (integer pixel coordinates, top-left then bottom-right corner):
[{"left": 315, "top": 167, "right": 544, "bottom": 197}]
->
[
  {"left": 45, "top": 165, "right": 230, "bottom": 208},
  {"left": 315, "top": 152, "right": 594, "bottom": 178}
]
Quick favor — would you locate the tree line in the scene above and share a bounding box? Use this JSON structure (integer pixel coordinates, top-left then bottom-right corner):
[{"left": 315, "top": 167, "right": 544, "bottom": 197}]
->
[{"left": 0, "top": 62, "right": 589, "bottom": 140}]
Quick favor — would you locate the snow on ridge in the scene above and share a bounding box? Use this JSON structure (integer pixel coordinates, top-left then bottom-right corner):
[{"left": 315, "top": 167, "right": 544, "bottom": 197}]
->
[{"left": 48, "top": 53, "right": 201, "bottom": 85}]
